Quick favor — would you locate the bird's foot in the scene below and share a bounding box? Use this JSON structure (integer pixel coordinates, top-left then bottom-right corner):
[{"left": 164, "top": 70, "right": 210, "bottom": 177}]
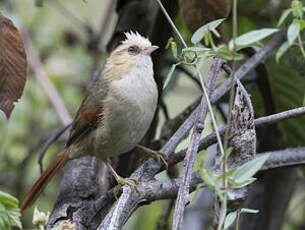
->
[
  {"left": 136, "top": 145, "right": 168, "bottom": 170},
  {"left": 114, "top": 176, "right": 140, "bottom": 199}
]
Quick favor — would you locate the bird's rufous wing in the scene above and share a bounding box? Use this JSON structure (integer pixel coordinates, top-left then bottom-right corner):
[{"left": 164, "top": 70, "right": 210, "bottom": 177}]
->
[
  {"left": 66, "top": 94, "right": 103, "bottom": 147},
  {"left": 66, "top": 76, "right": 108, "bottom": 147}
]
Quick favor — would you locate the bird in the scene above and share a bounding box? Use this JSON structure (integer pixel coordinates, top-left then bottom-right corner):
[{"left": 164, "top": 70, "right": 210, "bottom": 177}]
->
[{"left": 21, "top": 31, "right": 167, "bottom": 212}]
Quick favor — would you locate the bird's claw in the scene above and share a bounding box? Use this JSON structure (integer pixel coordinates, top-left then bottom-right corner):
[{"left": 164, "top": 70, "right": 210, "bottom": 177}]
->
[
  {"left": 114, "top": 176, "right": 140, "bottom": 199},
  {"left": 150, "top": 151, "right": 168, "bottom": 170},
  {"left": 136, "top": 145, "right": 168, "bottom": 170}
]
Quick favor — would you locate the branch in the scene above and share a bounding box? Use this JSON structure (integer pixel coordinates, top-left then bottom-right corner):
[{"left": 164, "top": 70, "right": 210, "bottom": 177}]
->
[
  {"left": 255, "top": 106, "right": 305, "bottom": 127},
  {"left": 72, "top": 143, "right": 305, "bottom": 230},
  {"left": 22, "top": 30, "right": 72, "bottom": 126},
  {"left": 136, "top": 147, "right": 305, "bottom": 202},
  {"left": 38, "top": 124, "right": 71, "bottom": 173},
  {"left": 168, "top": 106, "right": 305, "bottom": 168},
  {"left": 173, "top": 57, "right": 224, "bottom": 230}
]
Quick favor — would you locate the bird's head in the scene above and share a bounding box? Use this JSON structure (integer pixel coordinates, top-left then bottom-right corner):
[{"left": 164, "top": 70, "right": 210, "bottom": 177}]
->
[{"left": 105, "top": 32, "right": 158, "bottom": 79}]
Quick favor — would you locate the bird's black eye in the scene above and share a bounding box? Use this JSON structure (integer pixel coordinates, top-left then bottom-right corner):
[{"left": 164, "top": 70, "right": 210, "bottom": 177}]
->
[{"left": 128, "top": 45, "right": 141, "bottom": 55}]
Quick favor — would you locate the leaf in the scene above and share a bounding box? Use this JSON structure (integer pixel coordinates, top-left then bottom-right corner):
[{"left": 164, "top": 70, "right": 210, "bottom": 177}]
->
[
  {"left": 201, "top": 169, "right": 224, "bottom": 200},
  {"left": 0, "top": 14, "right": 27, "bottom": 119},
  {"left": 7, "top": 207, "right": 22, "bottom": 229},
  {"left": 191, "top": 18, "right": 226, "bottom": 44},
  {"left": 229, "top": 177, "right": 256, "bottom": 189},
  {"left": 241, "top": 208, "right": 259, "bottom": 214},
  {"left": 0, "top": 191, "right": 19, "bottom": 208},
  {"left": 229, "top": 28, "right": 279, "bottom": 50},
  {"left": 170, "top": 41, "right": 178, "bottom": 60},
  {"left": 200, "top": 168, "right": 216, "bottom": 188},
  {"left": 232, "top": 154, "right": 270, "bottom": 183},
  {"left": 299, "top": 19, "right": 305, "bottom": 31},
  {"left": 292, "top": 0, "right": 303, "bottom": 18},
  {"left": 266, "top": 60, "right": 305, "bottom": 146},
  {"left": 0, "top": 191, "right": 21, "bottom": 229},
  {"left": 182, "top": 47, "right": 210, "bottom": 54},
  {"left": 276, "top": 41, "right": 292, "bottom": 62},
  {"left": 216, "top": 44, "right": 245, "bottom": 61},
  {"left": 277, "top": 9, "right": 292, "bottom": 27},
  {"left": 224, "top": 211, "right": 237, "bottom": 229},
  {"left": 287, "top": 21, "right": 300, "bottom": 45},
  {"left": 0, "top": 203, "right": 10, "bottom": 230},
  {"left": 163, "top": 64, "right": 178, "bottom": 90}
]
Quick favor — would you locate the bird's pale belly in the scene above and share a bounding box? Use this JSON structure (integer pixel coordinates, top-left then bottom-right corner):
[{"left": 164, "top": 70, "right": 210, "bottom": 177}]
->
[{"left": 93, "top": 84, "right": 157, "bottom": 158}]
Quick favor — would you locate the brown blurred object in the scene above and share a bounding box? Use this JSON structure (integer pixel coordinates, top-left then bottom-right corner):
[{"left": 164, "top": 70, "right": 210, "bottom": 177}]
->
[
  {"left": 0, "top": 13, "right": 27, "bottom": 119},
  {"left": 179, "top": 0, "right": 231, "bottom": 44}
]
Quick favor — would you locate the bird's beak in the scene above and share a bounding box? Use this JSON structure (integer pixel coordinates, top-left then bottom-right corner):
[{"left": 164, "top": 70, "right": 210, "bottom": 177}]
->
[{"left": 141, "top": 45, "right": 159, "bottom": 55}]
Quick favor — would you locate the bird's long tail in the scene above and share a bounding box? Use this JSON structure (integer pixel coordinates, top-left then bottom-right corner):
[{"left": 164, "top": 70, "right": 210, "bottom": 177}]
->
[{"left": 20, "top": 150, "right": 70, "bottom": 212}]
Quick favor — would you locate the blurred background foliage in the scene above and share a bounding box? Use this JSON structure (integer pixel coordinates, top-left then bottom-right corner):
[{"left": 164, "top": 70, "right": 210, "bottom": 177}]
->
[{"left": 0, "top": 0, "right": 305, "bottom": 229}]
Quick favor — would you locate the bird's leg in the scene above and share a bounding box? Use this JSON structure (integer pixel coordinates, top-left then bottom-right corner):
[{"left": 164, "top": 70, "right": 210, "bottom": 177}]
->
[
  {"left": 104, "top": 159, "right": 139, "bottom": 199},
  {"left": 136, "top": 145, "right": 168, "bottom": 169}
]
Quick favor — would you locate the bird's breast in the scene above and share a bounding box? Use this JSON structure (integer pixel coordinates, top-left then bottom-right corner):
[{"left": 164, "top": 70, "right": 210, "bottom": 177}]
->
[{"left": 95, "top": 64, "right": 158, "bottom": 157}]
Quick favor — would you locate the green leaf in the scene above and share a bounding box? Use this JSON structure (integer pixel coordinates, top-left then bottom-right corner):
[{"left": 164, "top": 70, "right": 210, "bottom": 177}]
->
[
  {"left": 200, "top": 168, "right": 217, "bottom": 188},
  {"left": 224, "top": 211, "right": 237, "bottom": 229},
  {"left": 201, "top": 169, "right": 224, "bottom": 200},
  {"left": 229, "top": 28, "right": 279, "bottom": 50},
  {"left": 0, "top": 191, "right": 19, "bottom": 208},
  {"left": 191, "top": 18, "right": 226, "bottom": 44},
  {"left": 216, "top": 44, "right": 245, "bottom": 60},
  {"left": 163, "top": 64, "right": 178, "bottom": 90},
  {"left": 171, "top": 42, "right": 178, "bottom": 60},
  {"left": 292, "top": 0, "right": 303, "bottom": 18},
  {"left": 276, "top": 41, "right": 292, "bottom": 62},
  {"left": 0, "top": 203, "right": 11, "bottom": 230},
  {"left": 211, "top": 28, "right": 220, "bottom": 38},
  {"left": 229, "top": 177, "right": 256, "bottom": 189},
  {"left": 287, "top": 21, "right": 300, "bottom": 44},
  {"left": 182, "top": 47, "right": 210, "bottom": 54},
  {"left": 299, "top": 19, "right": 305, "bottom": 31},
  {"left": 232, "top": 154, "right": 270, "bottom": 183},
  {"left": 241, "top": 208, "right": 259, "bottom": 214},
  {"left": 277, "top": 9, "right": 292, "bottom": 27},
  {"left": 7, "top": 207, "right": 22, "bottom": 229}
]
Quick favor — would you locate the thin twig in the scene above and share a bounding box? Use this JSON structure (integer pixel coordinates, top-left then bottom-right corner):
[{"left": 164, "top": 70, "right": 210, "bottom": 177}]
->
[
  {"left": 96, "top": 0, "right": 117, "bottom": 46},
  {"left": 172, "top": 57, "right": 224, "bottom": 230},
  {"left": 49, "top": 0, "right": 88, "bottom": 31},
  {"left": 91, "top": 0, "right": 117, "bottom": 72},
  {"left": 168, "top": 106, "right": 305, "bottom": 168},
  {"left": 255, "top": 106, "right": 305, "bottom": 126},
  {"left": 218, "top": 0, "right": 238, "bottom": 227},
  {"left": 38, "top": 124, "right": 71, "bottom": 173},
  {"left": 155, "top": 0, "right": 187, "bottom": 48},
  {"left": 22, "top": 30, "right": 72, "bottom": 126}
]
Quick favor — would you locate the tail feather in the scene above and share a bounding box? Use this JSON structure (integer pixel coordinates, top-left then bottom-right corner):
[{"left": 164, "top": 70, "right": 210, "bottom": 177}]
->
[{"left": 20, "top": 150, "right": 69, "bottom": 212}]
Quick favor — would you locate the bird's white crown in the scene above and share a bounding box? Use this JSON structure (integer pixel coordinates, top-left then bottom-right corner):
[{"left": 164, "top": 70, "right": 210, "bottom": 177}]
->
[{"left": 122, "top": 31, "right": 152, "bottom": 47}]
